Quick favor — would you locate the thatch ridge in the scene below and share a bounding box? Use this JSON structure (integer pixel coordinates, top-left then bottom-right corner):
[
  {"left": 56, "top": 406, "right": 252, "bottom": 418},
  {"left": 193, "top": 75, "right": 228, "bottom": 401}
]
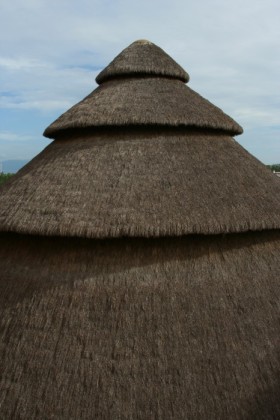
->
[
  {"left": 44, "top": 78, "right": 243, "bottom": 139},
  {"left": 1, "top": 130, "right": 279, "bottom": 239},
  {"left": 96, "top": 40, "right": 189, "bottom": 84}
]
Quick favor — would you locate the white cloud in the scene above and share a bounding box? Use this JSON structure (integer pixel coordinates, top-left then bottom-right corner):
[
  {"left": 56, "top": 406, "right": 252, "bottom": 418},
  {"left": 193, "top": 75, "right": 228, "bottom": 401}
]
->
[
  {"left": 0, "top": 60, "right": 97, "bottom": 112},
  {"left": 0, "top": 57, "right": 46, "bottom": 71},
  {"left": 0, "top": 97, "right": 75, "bottom": 112},
  {"left": 0, "top": 132, "right": 37, "bottom": 142},
  {"left": 0, "top": 0, "right": 279, "bottom": 162},
  {"left": 0, "top": 132, "right": 50, "bottom": 161}
]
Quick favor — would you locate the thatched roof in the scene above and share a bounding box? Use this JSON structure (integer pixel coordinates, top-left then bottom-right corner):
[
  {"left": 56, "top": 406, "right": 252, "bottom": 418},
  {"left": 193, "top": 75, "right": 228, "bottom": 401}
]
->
[
  {"left": 44, "top": 41, "right": 242, "bottom": 139},
  {"left": 1, "top": 129, "right": 280, "bottom": 238},
  {"left": 1, "top": 40, "right": 278, "bottom": 238},
  {"left": 0, "top": 230, "right": 280, "bottom": 418},
  {"left": 96, "top": 39, "right": 190, "bottom": 84},
  {"left": 1, "top": 40, "right": 280, "bottom": 419}
]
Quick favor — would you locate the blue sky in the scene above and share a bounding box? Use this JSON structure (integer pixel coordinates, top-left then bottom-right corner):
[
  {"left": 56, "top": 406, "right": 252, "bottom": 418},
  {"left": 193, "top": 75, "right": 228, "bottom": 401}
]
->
[{"left": 0, "top": 0, "right": 280, "bottom": 164}]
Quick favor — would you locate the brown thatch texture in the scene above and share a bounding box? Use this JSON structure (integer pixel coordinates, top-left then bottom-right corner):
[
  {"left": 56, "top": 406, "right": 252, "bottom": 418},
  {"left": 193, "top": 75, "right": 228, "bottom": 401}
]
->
[
  {"left": 0, "top": 230, "right": 280, "bottom": 419},
  {"left": 96, "top": 40, "right": 189, "bottom": 84},
  {"left": 1, "top": 129, "right": 279, "bottom": 238},
  {"left": 44, "top": 78, "right": 243, "bottom": 139}
]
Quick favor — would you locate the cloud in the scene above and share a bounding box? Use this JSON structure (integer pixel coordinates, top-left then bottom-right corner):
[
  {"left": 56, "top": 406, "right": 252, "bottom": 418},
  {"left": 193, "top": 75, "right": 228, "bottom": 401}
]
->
[
  {"left": 0, "top": 59, "right": 97, "bottom": 112},
  {"left": 0, "top": 57, "right": 46, "bottom": 71},
  {"left": 0, "top": 0, "right": 279, "bottom": 162},
  {"left": 0, "top": 131, "right": 37, "bottom": 142},
  {"left": 0, "top": 131, "right": 50, "bottom": 161},
  {"left": 0, "top": 96, "right": 75, "bottom": 112}
]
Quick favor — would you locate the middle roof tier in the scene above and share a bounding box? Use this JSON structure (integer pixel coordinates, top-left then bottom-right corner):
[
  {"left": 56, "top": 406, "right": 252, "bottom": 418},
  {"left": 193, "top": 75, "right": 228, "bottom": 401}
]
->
[{"left": 44, "top": 77, "right": 243, "bottom": 139}]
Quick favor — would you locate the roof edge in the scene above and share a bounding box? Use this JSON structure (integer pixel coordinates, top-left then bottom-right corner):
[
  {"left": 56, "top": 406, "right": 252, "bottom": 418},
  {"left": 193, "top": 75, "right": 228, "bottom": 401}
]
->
[
  {"left": 43, "top": 122, "right": 243, "bottom": 140},
  {"left": 1, "top": 220, "right": 279, "bottom": 241}
]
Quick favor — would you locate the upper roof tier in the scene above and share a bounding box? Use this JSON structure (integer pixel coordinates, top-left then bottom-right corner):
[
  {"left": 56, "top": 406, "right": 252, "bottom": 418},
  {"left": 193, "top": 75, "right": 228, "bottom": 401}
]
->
[
  {"left": 44, "top": 40, "right": 243, "bottom": 139},
  {"left": 0, "top": 41, "right": 279, "bottom": 239},
  {"left": 96, "top": 40, "right": 190, "bottom": 84}
]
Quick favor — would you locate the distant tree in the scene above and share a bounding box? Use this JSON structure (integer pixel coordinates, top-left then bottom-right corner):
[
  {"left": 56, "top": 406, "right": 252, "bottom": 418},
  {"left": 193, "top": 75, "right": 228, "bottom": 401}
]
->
[
  {"left": 0, "top": 173, "right": 13, "bottom": 186},
  {"left": 266, "top": 164, "right": 280, "bottom": 172}
]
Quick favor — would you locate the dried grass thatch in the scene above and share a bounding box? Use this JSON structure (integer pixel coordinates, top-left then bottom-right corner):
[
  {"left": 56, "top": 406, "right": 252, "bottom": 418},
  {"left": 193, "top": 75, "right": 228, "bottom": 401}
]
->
[
  {"left": 44, "top": 40, "right": 242, "bottom": 139},
  {"left": 1, "top": 40, "right": 280, "bottom": 419},
  {"left": 96, "top": 39, "right": 189, "bottom": 84},
  {"left": 44, "top": 78, "right": 242, "bottom": 139},
  {"left": 0, "top": 231, "right": 280, "bottom": 419},
  {"left": 1, "top": 129, "right": 280, "bottom": 238}
]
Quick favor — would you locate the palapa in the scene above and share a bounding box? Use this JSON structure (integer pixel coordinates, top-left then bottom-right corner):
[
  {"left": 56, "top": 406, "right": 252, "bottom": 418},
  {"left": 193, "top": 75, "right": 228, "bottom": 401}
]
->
[{"left": 0, "top": 40, "right": 280, "bottom": 420}]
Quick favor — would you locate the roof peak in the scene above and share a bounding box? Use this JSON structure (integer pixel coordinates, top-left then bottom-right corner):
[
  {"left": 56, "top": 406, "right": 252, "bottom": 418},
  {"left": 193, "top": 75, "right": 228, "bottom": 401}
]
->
[
  {"left": 133, "top": 39, "right": 153, "bottom": 45},
  {"left": 96, "top": 40, "right": 189, "bottom": 84}
]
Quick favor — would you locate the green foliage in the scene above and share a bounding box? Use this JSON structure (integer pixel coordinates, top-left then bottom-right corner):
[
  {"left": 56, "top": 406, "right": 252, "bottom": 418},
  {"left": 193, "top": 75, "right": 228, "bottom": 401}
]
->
[
  {"left": 267, "top": 164, "right": 280, "bottom": 172},
  {"left": 0, "top": 173, "right": 14, "bottom": 186}
]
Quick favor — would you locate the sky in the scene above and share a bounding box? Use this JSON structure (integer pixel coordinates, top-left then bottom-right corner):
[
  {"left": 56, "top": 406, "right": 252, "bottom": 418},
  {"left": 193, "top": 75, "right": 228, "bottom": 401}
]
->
[{"left": 0, "top": 0, "right": 280, "bottom": 164}]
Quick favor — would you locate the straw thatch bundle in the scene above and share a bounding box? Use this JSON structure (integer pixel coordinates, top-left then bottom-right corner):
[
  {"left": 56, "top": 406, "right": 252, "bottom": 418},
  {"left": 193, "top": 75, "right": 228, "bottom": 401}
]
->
[{"left": 0, "top": 40, "right": 280, "bottom": 419}]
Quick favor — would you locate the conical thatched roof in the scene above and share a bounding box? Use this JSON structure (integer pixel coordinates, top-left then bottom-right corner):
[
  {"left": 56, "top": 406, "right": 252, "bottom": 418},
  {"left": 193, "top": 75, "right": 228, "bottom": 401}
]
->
[
  {"left": 1, "top": 129, "right": 280, "bottom": 238},
  {"left": 43, "top": 40, "right": 242, "bottom": 138},
  {"left": 1, "top": 40, "right": 280, "bottom": 419},
  {"left": 96, "top": 39, "right": 190, "bottom": 83},
  {"left": 0, "top": 40, "right": 279, "bottom": 238}
]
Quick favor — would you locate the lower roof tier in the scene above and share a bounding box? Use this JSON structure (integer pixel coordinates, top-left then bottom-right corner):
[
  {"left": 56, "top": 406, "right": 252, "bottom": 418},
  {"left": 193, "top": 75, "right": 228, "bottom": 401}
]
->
[{"left": 0, "top": 129, "right": 280, "bottom": 239}]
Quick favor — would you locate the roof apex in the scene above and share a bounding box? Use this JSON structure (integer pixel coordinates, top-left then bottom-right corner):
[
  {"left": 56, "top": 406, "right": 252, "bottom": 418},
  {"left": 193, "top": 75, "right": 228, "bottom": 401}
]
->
[{"left": 96, "top": 39, "right": 189, "bottom": 84}]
